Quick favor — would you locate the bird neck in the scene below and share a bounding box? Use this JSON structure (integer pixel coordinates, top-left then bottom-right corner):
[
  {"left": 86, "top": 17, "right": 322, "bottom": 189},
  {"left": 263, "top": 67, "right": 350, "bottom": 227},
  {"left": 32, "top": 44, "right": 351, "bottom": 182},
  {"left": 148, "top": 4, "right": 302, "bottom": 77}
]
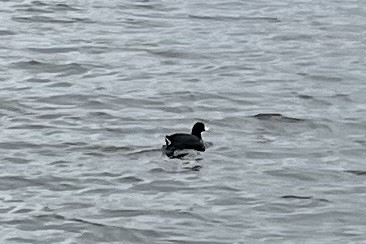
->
[{"left": 191, "top": 129, "right": 202, "bottom": 139}]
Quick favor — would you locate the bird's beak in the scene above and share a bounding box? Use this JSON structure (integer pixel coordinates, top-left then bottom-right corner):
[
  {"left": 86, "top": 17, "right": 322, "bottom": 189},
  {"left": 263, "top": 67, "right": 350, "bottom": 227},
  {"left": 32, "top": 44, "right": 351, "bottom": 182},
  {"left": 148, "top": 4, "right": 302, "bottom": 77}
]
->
[{"left": 205, "top": 126, "right": 210, "bottom": 132}]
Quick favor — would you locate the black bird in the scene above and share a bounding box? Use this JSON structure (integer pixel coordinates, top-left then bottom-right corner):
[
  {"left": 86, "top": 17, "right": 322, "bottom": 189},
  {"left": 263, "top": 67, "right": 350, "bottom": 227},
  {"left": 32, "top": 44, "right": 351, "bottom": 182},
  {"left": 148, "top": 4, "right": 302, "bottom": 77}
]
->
[{"left": 163, "top": 122, "right": 208, "bottom": 158}]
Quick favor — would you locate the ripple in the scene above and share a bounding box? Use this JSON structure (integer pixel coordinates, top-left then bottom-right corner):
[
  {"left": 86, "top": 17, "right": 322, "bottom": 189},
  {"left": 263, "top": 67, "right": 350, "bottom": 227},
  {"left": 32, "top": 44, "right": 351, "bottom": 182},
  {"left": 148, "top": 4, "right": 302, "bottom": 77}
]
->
[
  {"left": 147, "top": 49, "right": 206, "bottom": 60},
  {"left": 265, "top": 170, "right": 317, "bottom": 182},
  {"left": 0, "top": 176, "right": 43, "bottom": 190},
  {"left": 116, "top": 176, "right": 144, "bottom": 184},
  {"left": 281, "top": 195, "right": 330, "bottom": 202},
  {"left": 344, "top": 170, "right": 366, "bottom": 176},
  {"left": 188, "top": 14, "right": 281, "bottom": 23},
  {"left": 3, "top": 157, "right": 31, "bottom": 164},
  {"left": 253, "top": 113, "right": 304, "bottom": 122},
  {"left": 12, "top": 60, "right": 88, "bottom": 75},
  {"left": 12, "top": 16, "right": 76, "bottom": 24},
  {"left": 28, "top": 47, "right": 79, "bottom": 53},
  {"left": 0, "top": 30, "right": 16, "bottom": 35}
]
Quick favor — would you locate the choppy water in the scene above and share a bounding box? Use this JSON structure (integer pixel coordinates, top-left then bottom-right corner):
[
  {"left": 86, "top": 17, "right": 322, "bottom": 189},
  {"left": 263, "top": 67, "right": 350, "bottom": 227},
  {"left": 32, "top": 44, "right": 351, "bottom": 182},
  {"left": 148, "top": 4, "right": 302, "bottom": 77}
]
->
[{"left": 0, "top": 0, "right": 365, "bottom": 243}]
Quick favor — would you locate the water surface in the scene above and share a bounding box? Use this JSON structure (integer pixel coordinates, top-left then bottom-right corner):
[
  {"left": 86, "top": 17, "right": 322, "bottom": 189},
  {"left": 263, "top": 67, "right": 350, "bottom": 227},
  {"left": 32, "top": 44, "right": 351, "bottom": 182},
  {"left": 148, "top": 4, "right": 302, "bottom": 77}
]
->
[{"left": 0, "top": 0, "right": 366, "bottom": 243}]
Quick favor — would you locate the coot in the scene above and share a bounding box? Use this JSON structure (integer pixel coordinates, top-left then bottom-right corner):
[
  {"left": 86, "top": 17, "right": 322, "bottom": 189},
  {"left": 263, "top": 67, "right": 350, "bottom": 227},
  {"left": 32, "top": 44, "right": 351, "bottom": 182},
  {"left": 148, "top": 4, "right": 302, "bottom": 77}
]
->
[{"left": 163, "top": 122, "right": 208, "bottom": 158}]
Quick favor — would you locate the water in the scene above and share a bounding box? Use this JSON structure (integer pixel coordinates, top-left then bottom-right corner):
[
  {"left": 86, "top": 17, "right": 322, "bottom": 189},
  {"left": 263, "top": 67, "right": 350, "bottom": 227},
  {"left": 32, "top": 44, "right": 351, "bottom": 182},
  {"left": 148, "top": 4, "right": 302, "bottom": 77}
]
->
[{"left": 0, "top": 0, "right": 365, "bottom": 243}]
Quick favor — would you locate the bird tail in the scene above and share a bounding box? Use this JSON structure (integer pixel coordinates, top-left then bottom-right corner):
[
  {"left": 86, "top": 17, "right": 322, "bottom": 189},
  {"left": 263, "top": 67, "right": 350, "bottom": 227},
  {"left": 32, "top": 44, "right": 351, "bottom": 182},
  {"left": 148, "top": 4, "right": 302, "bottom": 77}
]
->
[{"left": 165, "top": 136, "right": 171, "bottom": 146}]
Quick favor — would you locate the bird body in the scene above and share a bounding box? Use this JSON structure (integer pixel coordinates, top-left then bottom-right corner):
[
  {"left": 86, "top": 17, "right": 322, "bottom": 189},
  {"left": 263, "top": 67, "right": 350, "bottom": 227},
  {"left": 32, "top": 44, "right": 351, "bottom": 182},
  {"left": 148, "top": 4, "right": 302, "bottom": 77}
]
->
[
  {"left": 163, "top": 122, "right": 207, "bottom": 158},
  {"left": 166, "top": 133, "right": 205, "bottom": 151}
]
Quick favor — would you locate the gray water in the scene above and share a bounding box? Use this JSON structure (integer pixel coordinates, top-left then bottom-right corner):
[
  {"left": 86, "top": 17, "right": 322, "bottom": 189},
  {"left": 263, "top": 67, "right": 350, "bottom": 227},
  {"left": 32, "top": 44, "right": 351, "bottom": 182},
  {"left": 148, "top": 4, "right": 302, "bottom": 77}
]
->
[{"left": 0, "top": 0, "right": 366, "bottom": 243}]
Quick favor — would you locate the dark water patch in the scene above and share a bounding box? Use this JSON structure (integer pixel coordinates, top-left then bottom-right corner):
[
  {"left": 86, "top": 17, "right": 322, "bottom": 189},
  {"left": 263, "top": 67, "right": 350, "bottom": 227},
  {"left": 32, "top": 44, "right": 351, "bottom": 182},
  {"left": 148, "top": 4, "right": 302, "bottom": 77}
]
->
[
  {"left": 0, "top": 30, "right": 16, "bottom": 35},
  {"left": 0, "top": 142, "right": 42, "bottom": 150},
  {"left": 8, "top": 124, "right": 56, "bottom": 130},
  {"left": 35, "top": 94, "right": 92, "bottom": 106},
  {"left": 298, "top": 73, "right": 344, "bottom": 82},
  {"left": 188, "top": 15, "right": 281, "bottom": 23},
  {"left": 0, "top": 141, "right": 84, "bottom": 152},
  {"left": 2, "top": 86, "right": 31, "bottom": 92},
  {"left": 82, "top": 100, "right": 109, "bottom": 109},
  {"left": 208, "top": 196, "right": 258, "bottom": 207},
  {"left": 0, "top": 176, "right": 44, "bottom": 190},
  {"left": 12, "top": 60, "right": 87, "bottom": 75},
  {"left": 78, "top": 187, "right": 120, "bottom": 195},
  {"left": 0, "top": 99, "right": 29, "bottom": 114},
  {"left": 62, "top": 144, "right": 160, "bottom": 156},
  {"left": 36, "top": 113, "right": 69, "bottom": 120},
  {"left": 116, "top": 176, "right": 144, "bottom": 184},
  {"left": 61, "top": 202, "right": 95, "bottom": 210},
  {"left": 307, "top": 120, "right": 333, "bottom": 133},
  {"left": 64, "top": 137, "right": 157, "bottom": 151},
  {"left": 281, "top": 195, "right": 330, "bottom": 202},
  {"left": 271, "top": 34, "right": 315, "bottom": 42},
  {"left": 151, "top": 158, "right": 205, "bottom": 173},
  {"left": 149, "top": 167, "right": 169, "bottom": 173},
  {"left": 11, "top": 175, "right": 84, "bottom": 192},
  {"left": 113, "top": 96, "right": 166, "bottom": 108},
  {"left": 12, "top": 16, "right": 77, "bottom": 24},
  {"left": 70, "top": 219, "right": 167, "bottom": 242},
  {"left": 147, "top": 49, "right": 206, "bottom": 60},
  {"left": 0, "top": 206, "right": 15, "bottom": 214},
  {"left": 245, "top": 150, "right": 300, "bottom": 160},
  {"left": 265, "top": 170, "right": 316, "bottom": 182},
  {"left": 100, "top": 208, "right": 209, "bottom": 223},
  {"left": 100, "top": 208, "right": 148, "bottom": 218},
  {"left": 0, "top": 8, "right": 12, "bottom": 14},
  {"left": 28, "top": 47, "right": 79, "bottom": 53},
  {"left": 182, "top": 165, "right": 202, "bottom": 171},
  {"left": 83, "top": 152, "right": 105, "bottom": 157},
  {"left": 6, "top": 237, "right": 34, "bottom": 243},
  {"left": 125, "top": 2, "right": 167, "bottom": 11},
  {"left": 345, "top": 170, "right": 366, "bottom": 176},
  {"left": 50, "top": 3, "right": 80, "bottom": 11},
  {"left": 37, "top": 214, "right": 105, "bottom": 228},
  {"left": 131, "top": 179, "right": 191, "bottom": 192},
  {"left": 47, "top": 182, "right": 85, "bottom": 192},
  {"left": 210, "top": 184, "right": 242, "bottom": 192},
  {"left": 3, "top": 198, "right": 23, "bottom": 204},
  {"left": 31, "top": 0, "right": 49, "bottom": 7},
  {"left": 46, "top": 81, "right": 73, "bottom": 88},
  {"left": 82, "top": 177, "right": 114, "bottom": 186},
  {"left": 332, "top": 93, "right": 352, "bottom": 102},
  {"left": 210, "top": 64, "right": 256, "bottom": 73},
  {"left": 87, "top": 111, "right": 115, "bottom": 119},
  {"left": 1, "top": 218, "right": 40, "bottom": 231},
  {"left": 123, "top": 17, "right": 172, "bottom": 29},
  {"left": 62, "top": 141, "right": 88, "bottom": 147},
  {"left": 3, "top": 157, "right": 31, "bottom": 164},
  {"left": 159, "top": 105, "right": 194, "bottom": 113},
  {"left": 98, "top": 172, "right": 123, "bottom": 178},
  {"left": 18, "top": 7, "right": 53, "bottom": 13},
  {"left": 49, "top": 160, "right": 71, "bottom": 166},
  {"left": 21, "top": 1, "right": 79, "bottom": 11},
  {"left": 161, "top": 238, "right": 229, "bottom": 244},
  {"left": 98, "top": 145, "right": 133, "bottom": 152},
  {"left": 297, "top": 94, "right": 313, "bottom": 99},
  {"left": 281, "top": 195, "right": 311, "bottom": 200},
  {"left": 24, "top": 78, "right": 51, "bottom": 83},
  {"left": 126, "top": 147, "right": 163, "bottom": 156},
  {"left": 353, "top": 139, "right": 366, "bottom": 146},
  {"left": 296, "top": 92, "right": 352, "bottom": 105},
  {"left": 253, "top": 113, "right": 304, "bottom": 122},
  {"left": 12, "top": 208, "right": 34, "bottom": 214}
]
